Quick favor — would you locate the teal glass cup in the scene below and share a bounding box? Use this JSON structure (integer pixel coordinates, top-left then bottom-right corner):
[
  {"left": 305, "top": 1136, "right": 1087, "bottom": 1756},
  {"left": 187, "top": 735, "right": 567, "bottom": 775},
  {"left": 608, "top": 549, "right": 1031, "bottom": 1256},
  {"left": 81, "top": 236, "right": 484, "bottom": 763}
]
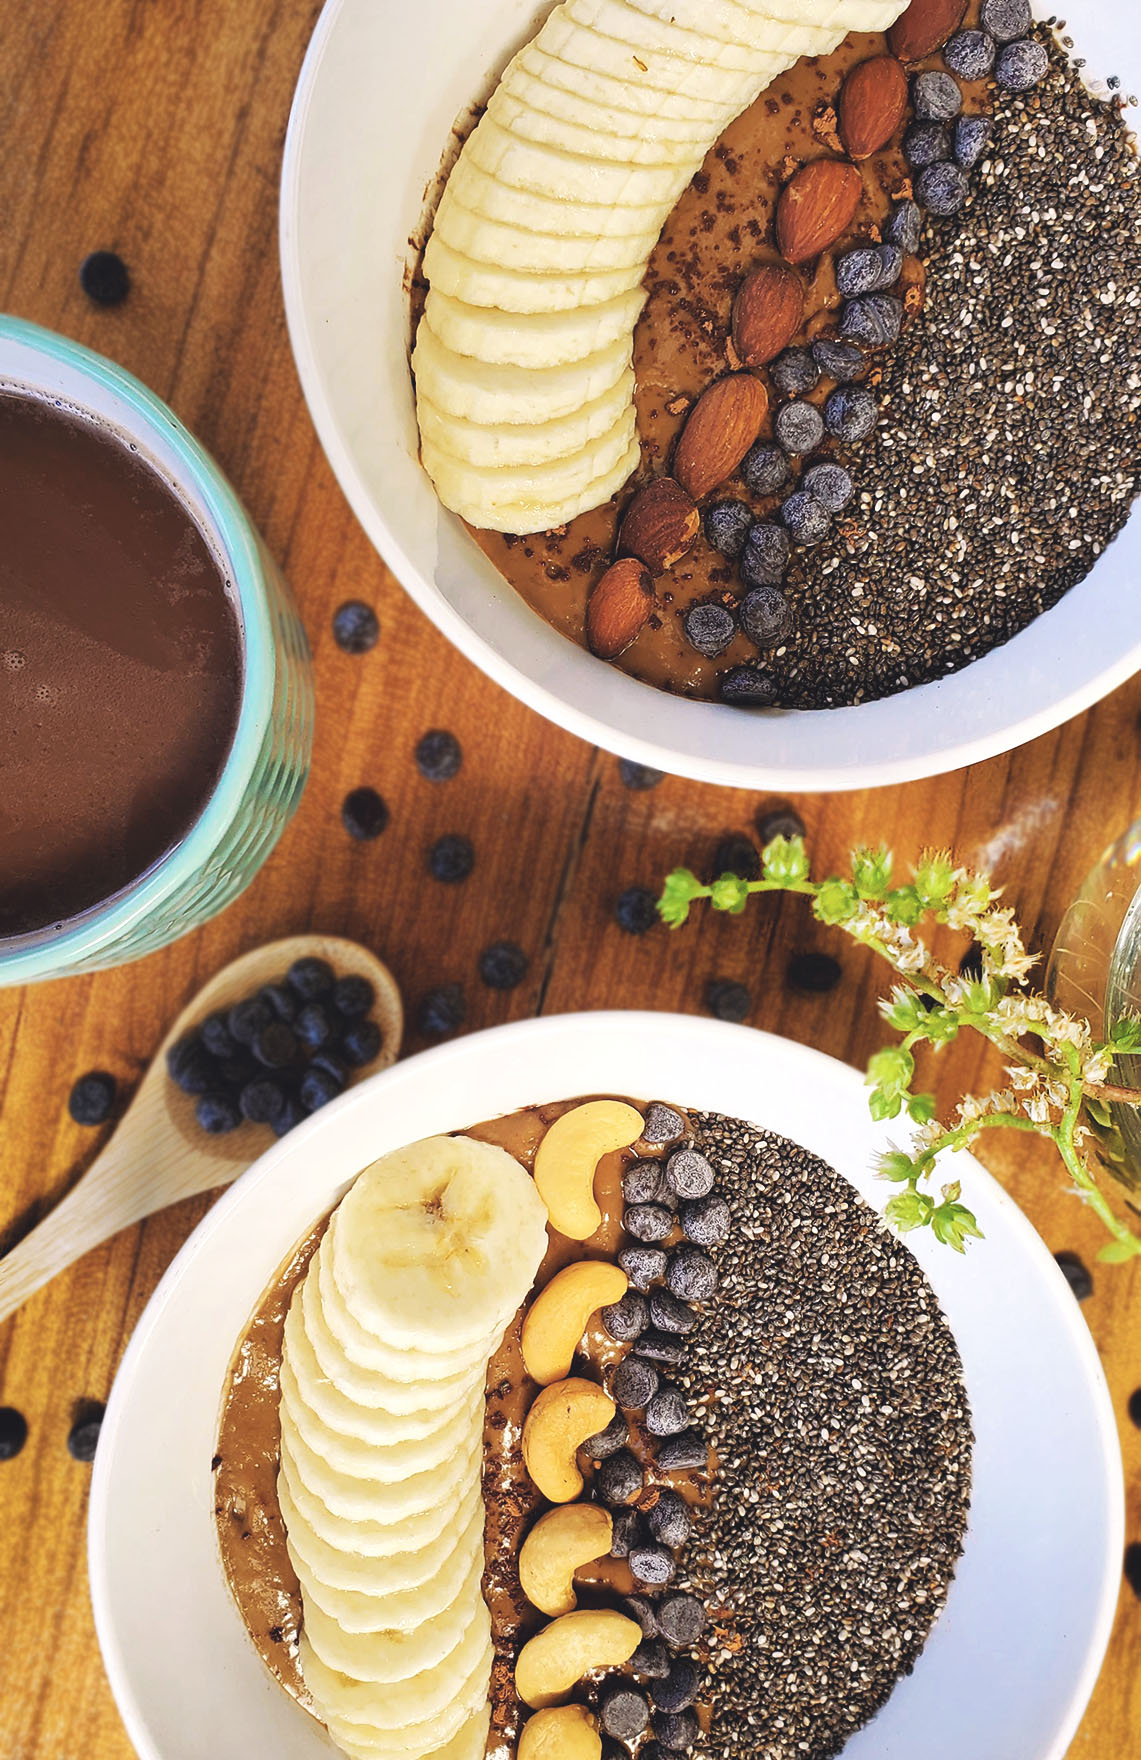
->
[{"left": 0, "top": 317, "right": 314, "bottom": 985}]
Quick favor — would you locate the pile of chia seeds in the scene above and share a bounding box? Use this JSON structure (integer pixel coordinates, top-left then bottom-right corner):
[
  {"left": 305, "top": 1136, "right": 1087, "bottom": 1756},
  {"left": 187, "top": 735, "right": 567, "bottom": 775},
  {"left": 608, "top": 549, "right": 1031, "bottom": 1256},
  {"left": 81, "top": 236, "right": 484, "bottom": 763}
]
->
[
  {"left": 777, "top": 31, "right": 1140, "bottom": 708},
  {"left": 683, "top": 1111, "right": 973, "bottom": 1760}
]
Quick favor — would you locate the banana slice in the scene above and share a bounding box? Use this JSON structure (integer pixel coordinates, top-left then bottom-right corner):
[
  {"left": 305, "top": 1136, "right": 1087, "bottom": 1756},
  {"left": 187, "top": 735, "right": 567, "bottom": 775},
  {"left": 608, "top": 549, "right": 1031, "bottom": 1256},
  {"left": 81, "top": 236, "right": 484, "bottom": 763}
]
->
[
  {"left": 302, "top": 1550, "right": 484, "bottom": 1682},
  {"left": 498, "top": 60, "right": 725, "bottom": 142},
  {"left": 280, "top": 1357, "right": 481, "bottom": 1481},
  {"left": 536, "top": 14, "right": 769, "bottom": 104},
  {"left": 323, "top": 1663, "right": 491, "bottom": 1754},
  {"left": 334, "top": 1704, "right": 491, "bottom": 1760},
  {"left": 417, "top": 373, "right": 635, "bottom": 470},
  {"left": 414, "top": 324, "right": 631, "bottom": 427},
  {"left": 445, "top": 156, "right": 680, "bottom": 240},
  {"left": 465, "top": 116, "right": 694, "bottom": 210},
  {"left": 318, "top": 1230, "right": 498, "bottom": 1382},
  {"left": 425, "top": 287, "right": 645, "bottom": 370},
  {"left": 618, "top": 0, "right": 837, "bottom": 49},
  {"left": 436, "top": 198, "right": 659, "bottom": 277},
  {"left": 299, "top": 1273, "right": 487, "bottom": 1412},
  {"left": 422, "top": 406, "right": 637, "bottom": 526},
  {"left": 284, "top": 1290, "right": 482, "bottom": 1433},
  {"left": 281, "top": 1411, "right": 481, "bottom": 1527},
  {"left": 279, "top": 1473, "right": 484, "bottom": 1596},
  {"left": 424, "top": 234, "right": 645, "bottom": 314},
  {"left": 289, "top": 1502, "right": 485, "bottom": 1635},
  {"left": 444, "top": 438, "right": 641, "bottom": 536},
  {"left": 279, "top": 1438, "right": 478, "bottom": 1559},
  {"left": 300, "top": 1601, "right": 493, "bottom": 1726},
  {"left": 566, "top": 0, "right": 799, "bottom": 68},
  {"left": 511, "top": 43, "right": 734, "bottom": 121},
  {"left": 486, "top": 91, "right": 708, "bottom": 171}
]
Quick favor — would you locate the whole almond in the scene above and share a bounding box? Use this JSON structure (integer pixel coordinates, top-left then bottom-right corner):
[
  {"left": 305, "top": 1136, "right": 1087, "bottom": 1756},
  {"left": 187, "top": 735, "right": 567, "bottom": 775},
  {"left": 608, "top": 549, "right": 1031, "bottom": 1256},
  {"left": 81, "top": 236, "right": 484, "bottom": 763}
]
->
[
  {"left": 618, "top": 476, "right": 699, "bottom": 575},
  {"left": 775, "top": 160, "right": 863, "bottom": 266},
  {"left": 888, "top": 0, "right": 967, "bottom": 62},
  {"left": 586, "top": 557, "right": 654, "bottom": 659},
  {"left": 673, "top": 374, "right": 768, "bottom": 502},
  {"left": 731, "top": 263, "right": 805, "bottom": 368},
  {"left": 838, "top": 56, "right": 907, "bottom": 160}
]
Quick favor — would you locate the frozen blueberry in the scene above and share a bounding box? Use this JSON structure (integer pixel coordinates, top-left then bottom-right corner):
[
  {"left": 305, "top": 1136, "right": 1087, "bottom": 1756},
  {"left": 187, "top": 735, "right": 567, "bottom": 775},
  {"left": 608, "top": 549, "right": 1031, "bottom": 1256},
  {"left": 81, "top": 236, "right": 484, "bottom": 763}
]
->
[
  {"left": 478, "top": 941, "right": 529, "bottom": 990},
  {"left": 429, "top": 833, "right": 474, "bottom": 883},
  {"left": 654, "top": 1657, "right": 700, "bottom": 1713},
  {"left": 654, "top": 1709, "right": 699, "bottom": 1751},
  {"left": 996, "top": 36, "right": 1048, "bottom": 91},
  {"left": 342, "top": 786, "right": 388, "bottom": 840},
  {"left": 657, "top": 1429, "right": 707, "bottom": 1472},
  {"left": 342, "top": 1019, "right": 382, "bottom": 1067},
  {"left": 944, "top": 28, "right": 996, "bottom": 79},
  {"left": 239, "top": 1077, "right": 286, "bottom": 1125},
  {"left": 615, "top": 886, "right": 659, "bottom": 935},
  {"left": 1125, "top": 1543, "right": 1141, "bottom": 1601},
  {"left": 756, "top": 803, "right": 806, "bottom": 844},
  {"left": 705, "top": 977, "right": 751, "bottom": 1022},
  {"left": 252, "top": 1021, "right": 299, "bottom": 1070},
  {"left": 903, "top": 121, "right": 951, "bottom": 168},
  {"left": 625, "top": 1596, "right": 661, "bottom": 1639},
  {"left": 631, "top": 1544, "right": 676, "bottom": 1586},
  {"left": 741, "top": 442, "right": 790, "bottom": 497},
  {"left": 200, "top": 1011, "right": 238, "bottom": 1057},
  {"left": 770, "top": 348, "right": 820, "bottom": 396},
  {"left": 649, "top": 1289, "right": 696, "bottom": 1335},
  {"left": 196, "top": 1092, "right": 242, "bottom": 1134},
  {"left": 624, "top": 1159, "right": 668, "bottom": 1204},
  {"left": 634, "top": 1329, "right": 687, "bottom": 1367},
  {"left": 625, "top": 1202, "right": 674, "bottom": 1243},
  {"left": 598, "top": 1448, "right": 643, "bottom": 1505},
  {"left": 620, "top": 1245, "right": 668, "bottom": 1291},
  {"left": 646, "top": 1384, "right": 689, "bottom": 1436},
  {"left": 802, "top": 462, "right": 854, "bottom": 513},
  {"left": 601, "top": 1685, "right": 651, "bottom": 1741},
  {"left": 633, "top": 1638, "right": 672, "bottom": 1679},
  {"left": 739, "top": 522, "right": 790, "bottom": 589},
  {"left": 1054, "top": 1250, "right": 1093, "bottom": 1301},
  {"left": 166, "top": 1035, "right": 215, "bottom": 1095},
  {"left": 67, "top": 1406, "right": 105, "bottom": 1462},
  {"left": 228, "top": 997, "right": 274, "bottom": 1046},
  {"left": 739, "top": 585, "right": 792, "bottom": 650},
  {"left": 824, "top": 386, "right": 878, "bottom": 444},
  {"left": 980, "top": 0, "right": 1031, "bottom": 39},
  {"left": 683, "top": 602, "right": 736, "bottom": 659},
  {"left": 609, "top": 1508, "right": 644, "bottom": 1558},
  {"left": 916, "top": 161, "right": 969, "bottom": 216},
  {"left": 885, "top": 198, "right": 922, "bottom": 254},
  {"left": 618, "top": 758, "right": 665, "bottom": 790},
  {"left": 954, "top": 114, "right": 993, "bottom": 169},
  {"left": 710, "top": 833, "right": 760, "bottom": 882},
  {"left": 667, "top": 1246, "right": 718, "bottom": 1302},
  {"left": 702, "top": 498, "right": 753, "bottom": 559},
  {"left": 774, "top": 399, "right": 825, "bottom": 456},
  {"left": 811, "top": 334, "right": 867, "bottom": 383},
  {"left": 841, "top": 293, "right": 902, "bottom": 348},
  {"left": 602, "top": 1291, "right": 651, "bottom": 1343},
  {"left": 311, "top": 1049, "right": 349, "bottom": 1086},
  {"left": 288, "top": 957, "right": 335, "bottom": 1000},
  {"left": 787, "top": 950, "right": 843, "bottom": 992},
  {"left": 584, "top": 1412, "right": 630, "bottom": 1460},
  {"left": 642, "top": 1103, "right": 686, "bottom": 1145},
  {"left": 332, "top": 600, "right": 379, "bottom": 654},
  {"left": 647, "top": 1488, "right": 692, "bottom": 1547},
  {"left": 0, "top": 1407, "right": 28, "bottom": 1461},
  {"left": 680, "top": 1192, "right": 731, "bottom": 1246},
  {"left": 414, "top": 728, "right": 461, "bottom": 781},
  {"left": 333, "top": 975, "right": 374, "bottom": 1018},
  {"left": 418, "top": 983, "right": 466, "bottom": 1038},
  {"left": 664, "top": 1149, "right": 714, "bottom": 1199},
  {"left": 215, "top": 1050, "right": 256, "bottom": 1088},
  {"left": 658, "top": 1594, "right": 706, "bottom": 1649},
  {"left": 913, "top": 69, "right": 962, "bottom": 120},
  {"left": 835, "top": 247, "right": 884, "bottom": 296},
  {"left": 780, "top": 490, "right": 831, "bottom": 547},
  {"left": 68, "top": 1071, "right": 116, "bottom": 1126},
  {"left": 295, "top": 1002, "right": 335, "bottom": 1052},
  {"left": 300, "top": 1067, "right": 342, "bottom": 1112},
  {"left": 272, "top": 1094, "right": 305, "bottom": 1138},
  {"left": 1127, "top": 1387, "right": 1141, "bottom": 1429},
  {"left": 79, "top": 250, "right": 129, "bottom": 305}
]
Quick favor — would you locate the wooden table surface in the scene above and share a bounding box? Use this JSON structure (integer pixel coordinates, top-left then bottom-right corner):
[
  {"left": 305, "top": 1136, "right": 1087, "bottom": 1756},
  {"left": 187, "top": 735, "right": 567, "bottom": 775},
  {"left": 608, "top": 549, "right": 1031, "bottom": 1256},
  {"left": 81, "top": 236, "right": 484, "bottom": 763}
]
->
[{"left": 0, "top": 2, "right": 1138, "bottom": 1755}]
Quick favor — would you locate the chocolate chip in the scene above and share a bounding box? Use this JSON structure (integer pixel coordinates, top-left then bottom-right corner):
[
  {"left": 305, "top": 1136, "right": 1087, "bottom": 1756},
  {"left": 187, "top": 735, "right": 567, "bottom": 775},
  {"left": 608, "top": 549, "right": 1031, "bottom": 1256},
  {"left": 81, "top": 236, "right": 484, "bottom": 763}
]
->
[
  {"left": 679, "top": 1192, "right": 730, "bottom": 1246},
  {"left": 613, "top": 1356, "right": 659, "bottom": 1410},
  {"left": 609, "top": 1509, "right": 644, "bottom": 1559},
  {"left": 654, "top": 1708, "right": 699, "bottom": 1750},
  {"left": 630, "top": 1543, "right": 677, "bottom": 1586},
  {"left": 584, "top": 1412, "right": 630, "bottom": 1460},
  {"left": 647, "top": 1487, "right": 692, "bottom": 1547},
  {"left": 718, "top": 664, "right": 779, "bottom": 708},
  {"left": 649, "top": 1289, "right": 697, "bottom": 1335},
  {"left": 641, "top": 1102, "right": 686, "bottom": 1146},
  {"left": 664, "top": 1149, "right": 715, "bottom": 1200},
  {"left": 657, "top": 1593, "right": 707, "bottom": 1648},
  {"left": 634, "top": 1329, "right": 687, "bottom": 1368},
  {"left": 646, "top": 1383, "right": 689, "bottom": 1436},
  {"left": 624, "top": 1159, "right": 668, "bottom": 1205},
  {"left": 625, "top": 1203, "right": 675, "bottom": 1243},
  {"left": 667, "top": 1246, "right": 718, "bottom": 1302},
  {"left": 657, "top": 1429, "right": 708, "bottom": 1472},
  {"left": 654, "top": 1657, "right": 700, "bottom": 1713},
  {"left": 67, "top": 1403, "right": 105, "bottom": 1463},
  {"left": 598, "top": 1448, "right": 643, "bottom": 1505},
  {"left": 620, "top": 1245, "right": 668, "bottom": 1291},
  {"left": 633, "top": 1637, "right": 672, "bottom": 1679},
  {"left": 601, "top": 1685, "right": 650, "bottom": 1741},
  {"left": 602, "top": 1291, "right": 650, "bottom": 1342},
  {"left": 624, "top": 1595, "right": 661, "bottom": 1638}
]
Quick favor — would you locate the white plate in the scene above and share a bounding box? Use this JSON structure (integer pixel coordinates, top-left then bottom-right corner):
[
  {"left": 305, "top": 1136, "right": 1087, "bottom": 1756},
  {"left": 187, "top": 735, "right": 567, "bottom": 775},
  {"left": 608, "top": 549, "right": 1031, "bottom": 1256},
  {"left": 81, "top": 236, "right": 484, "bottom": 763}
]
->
[
  {"left": 279, "top": 0, "right": 1141, "bottom": 791},
  {"left": 89, "top": 1014, "right": 1121, "bottom": 1760}
]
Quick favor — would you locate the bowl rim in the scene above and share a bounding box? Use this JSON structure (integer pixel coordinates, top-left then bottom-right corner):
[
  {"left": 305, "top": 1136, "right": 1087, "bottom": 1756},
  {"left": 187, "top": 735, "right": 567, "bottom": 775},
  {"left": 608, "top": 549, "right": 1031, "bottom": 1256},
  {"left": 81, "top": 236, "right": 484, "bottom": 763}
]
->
[
  {"left": 277, "top": 0, "right": 1141, "bottom": 792},
  {"left": 88, "top": 1011, "right": 1124, "bottom": 1760}
]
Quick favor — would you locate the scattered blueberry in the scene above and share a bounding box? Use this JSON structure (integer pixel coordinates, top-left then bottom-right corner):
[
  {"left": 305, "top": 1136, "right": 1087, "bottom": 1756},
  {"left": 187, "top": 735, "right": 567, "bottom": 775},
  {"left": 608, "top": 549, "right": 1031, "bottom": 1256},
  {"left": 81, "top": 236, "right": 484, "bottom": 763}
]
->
[
  {"left": 995, "top": 36, "right": 1048, "bottom": 91},
  {"left": 824, "top": 386, "right": 878, "bottom": 444},
  {"left": 584, "top": 1412, "right": 630, "bottom": 1460},
  {"left": 739, "top": 522, "right": 790, "bottom": 589},
  {"left": 780, "top": 490, "right": 831, "bottom": 547},
  {"left": 615, "top": 886, "right": 659, "bottom": 935},
  {"left": 802, "top": 463, "right": 854, "bottom": 513},
  {"left": 68, "top": 1071, "right": 116, "bottom": 1126},
  {"left": 705, "top": 977, "right": 751, "bottom": 1022},
  {"left": 770, "top": 348, "right": 820, "bottom": 396},
  {"left": 79, "top": 250, "right": 129, "bottom": 306},
  {"left": 944, "top": 29, "right": 996, "bottom": 79},
  {"left": 598, "top": 1448, "right": 643, "bottom": 1505},
  {"left": 679, "top": 1192, "right": 730, "bottom": 1246},
  {"left": 333, "top": 975, "right": 374, "bottom": 1018},
  {"left": 414, "top": 728, "right": 461, "bottom": 781},
  {"left": 239, "top": 1078, "right": 286, "bottom": 1125},
  {"left": 1125, "top": 1543, "right": 1141, "bottom": 1601},
  {"left": 774, "top": 399, "right": 825, "bottom": 456},
  {"left": 620, "top": 1245, "right": 668, "bottom": 1290},
  {"left": 609, "top": 1508, "right": 644, "bottom": 1558},
  {"left": 756, "top": 804, "right": 806, "bottom": 844},
  {"left": 903, "top": 121, "right": 952, "bottom": 169},
  {"left": 331, "top": 600, "right": 379, "bottom": 654},
  {"left": 67, "top": 1405, "right": 105, "bottom": 1463},
  {"left": 646, "top": 1383, "right": 689, "bottom": 1436},
  {"left": 710, "top": 833, "right": 760, "bottom": 882},
  {"left": 618, "top": 758, "right": 665, "bottom": 790},
  {"left": 667, "top": 1246, "right": 718, "bottom": 1302},
  {"left": 703, "top": 498, "right": 754, "bottom": 558},
  {"left": 741, "top": 442, "right": 791, "bottom": 498},
  {"left": 841, "top": 293, "right": 903, "bottom": 348},
  {"left": 740, "top": 585, "right": 792, "bottom": 650},
  {"left": 341, "top": 1019, "right": 382, "bottom": 1067},
  {"left": 196, "top": 1092, "right": 242, "bottom": 1134},
  {"left": 429, "top": 833, "right": 474, "bottom": 883},
  {"left": 633, "top": 1329, "right": 687, "bottom": 1367},
  {"left": 602, "top": 1291, "right": 651, "bottom": 1343},
  {"left": 885, "top": 198, "right": 922, "bottom": 254},
  {"left": 649, "top": 1289, "right": 696, "bottom": 1335},
  {"left": 166, "top": 1036, "right": 216, "bottom": 1095},
  {"left": 656, "top": 1429, "right": 708, "bottom": 1473},
  {"left": 631, "top": 1543, "right": 676, "bottom": 1586},
  {"left": 296, "top": 1002, "right": 335, "bottom": 1052},
  {"left": 216, "top": 1051, "right": 256, "bottom": 1088},
  {"left": 658, "top": 1593, "right": 707, "bottom": 1649},
  {"left": 311, "top": 1049, "right": 349, "bottom": 1086},
  {"left": 201, "top": 1010, "right": 240, "bottom": 1055},
  {"left": 683, "top": 601, "right": 736, "bottom": 659},
  {"left": 273, "top": 1094, "right": 305, "bottom": 1139},
  {"left": 811, "top": 334, "right": 867, "bottom": 383},
  {"left": 0, "top": 1408, "right": 28, "bottom": 1461},
  {"left": 624, "top": 1159, "right": 668, "bottom": 1204},
  {"left": 478, "top": 941, "right": 529, "bottom": 989},
  {"left": 835, "top": 247, "right": 886, "bottom": 296},
  {"left": 664, "top": 1149, "right": 714, "bottom": 1200},
  {"left": 916, "top": 160, "right": 969, "bottom": 216},
  {"left": 342, "top": 786, "right": 389, "bottom": 841},
  {"left": 654, "top": 1708, "right": 699, "bottom": 1751},
  {"left": 954, "top": 114, "right": 993, "bottom": 170},
  {"left": 601, "top": 1685, "right": 650, "bottom": 1741},
  {"left": 641, "top": 1102, "right": 686, "bottom": 1145},
  {"left": 252, "top": 1021, "right": 299, "bottom": 1070},
  {"left": 288, "top": 957, "right": 334, "bottom": 999},
  {"left": 418, "top": 983, "right": 466, "bottom": 1037},
  {"left": 787, "top": 951, "right": 843, "bottom": 992},
  {"left": 913, "top": 69, "right": 962, "bottom": 121},
  {"left": 625, "top": 1202, "right": 675, "bottom": 1243},
  {"left": 654, "top": 1657, "right": 699, "bottom": 1713},
  {"left": 647, "top": 1488, "right": 692, "bottom": 1547},
  {"left": 1128, "top": 1387, "right": 1141, "bottom": 1429},
  {"left": 300, "top": 1067, "right": 342, "bottom": 1113},
  {"left": 230, "top": 997, "right": 275, "bottom": 1047},
  {"left": 1054, "top": 1250, "right": 1093, "bottom": 1301},
  {"left": 980, "top": 0, "right": 1031, "bottom": 40},
  {"left": 613, "top": 1355, "right": 659, "bottom": 1409},
  {"left": 624, "top": 1596, "right": 661, "bottom": 1639},
  {"left": 633, "top": 1638, "right": 672, "bottom": 1679}
]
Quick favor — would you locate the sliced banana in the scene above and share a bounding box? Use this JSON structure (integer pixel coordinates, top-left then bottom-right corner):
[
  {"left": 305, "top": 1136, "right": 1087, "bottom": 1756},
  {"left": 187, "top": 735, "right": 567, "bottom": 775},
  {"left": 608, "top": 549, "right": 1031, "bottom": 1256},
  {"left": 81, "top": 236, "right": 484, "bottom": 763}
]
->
[
  {"left": 620, "top": 0, "right": 838, "bottom": 48},
  {"left": 302, "top": 1550, "right": 484, "bottom": 1682},
  {"left": 425, "top": 287, "right": 646, "bottom": 370},
  {"left": 289, "top": 1503, "right": 485, "bottom": 1635},
  {"left": 414, "top": 324, "right": 631, "bottom": 427},
  {"left": 436, "top": 197, "right": 659, "bottom": 277},
  {"left": 422, "top": 406, "right": 637, "bottom": 526},
  {"left": 536, "top": 14, "right": 769, "bottom": 104},
  {"left": 300, "top": 1601, "right": 493, "bottom": 1726},
  {"left": 281, "top": 1410, "right": 481, "bottom": 1527},
  {"left": 511, "top": 42, "right": 733, "bottom": 121},
  {"left": 445, "top": 155, "right": 680, "bottom": 239},
  {"left": 299, "top": 1273, "right": 487, "bottom": 1411},
  {"left": 317, "top": 1229, "right": 498, "bottom": 1382},
  {"left": 417, "top": 373, "right": 635, "bottom": 470},
  {"left": 334, "top": 1704, "right": 491, "bottom": 1760},
  {"left": 284, "top": 1289, "right": 481, "bottom": 1430},
  {"left": 280, "top": 1357, "right": 481, "bottom": 1481},
  {"left": 566, "top": 0, "right": 797, "bottom": 69},
  {"left": 324, "top": 1666, "right": 491, "bottom": 1755},
  {"left": 279, "top": 1473, "right": 484, "bottom": 1597},
  {"left": 498, "top": 60, "right": 725, "bottom": 142},
  {"left": 444, "top": 437, "right": 641, "bottom": 536},
  {"left": 423, "top": 234, "right": 646, "bottom": 314},
  {"left": 486, "top": 92, "right": 707, "bottom": 172},
  {"left": 279, "top": 1444, "right": 473, "bottom": 1559},
  {"left": 465, "top": 116, "right": 693, "bottom": 210}
]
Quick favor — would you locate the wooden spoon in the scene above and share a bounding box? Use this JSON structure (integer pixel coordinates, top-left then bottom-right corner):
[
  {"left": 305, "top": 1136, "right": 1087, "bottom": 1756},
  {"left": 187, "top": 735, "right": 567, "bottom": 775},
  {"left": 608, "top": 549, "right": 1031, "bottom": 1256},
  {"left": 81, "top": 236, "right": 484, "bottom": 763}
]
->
[{"left": 0, "top": 935, "right": 402, "bottom": 1326}]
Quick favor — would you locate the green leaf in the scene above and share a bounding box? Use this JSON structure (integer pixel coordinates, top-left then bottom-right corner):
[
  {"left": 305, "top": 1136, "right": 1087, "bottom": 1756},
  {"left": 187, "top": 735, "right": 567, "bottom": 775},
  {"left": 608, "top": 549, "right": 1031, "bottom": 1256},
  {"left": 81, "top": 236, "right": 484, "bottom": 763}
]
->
[
  {"left": 907, "top": 1091, "right": 937, "bottom": 1123},
  {"left": 1097, "top": 1238, "right": 1141, "bottom": 1264},
  {"left": 868, "top": 1045, "right": 915, "bottom": 1093},
  {"left": 913, "top": 849, "right": 956, "bottom": 910},
  {"left": 877, "top": 1149, "right": 917, "bottom": 1183},
  {"left": 885, "top": 1189, "right": 935, "bottom": 1233},
  {"left": 1109, "top": 1016, "right": 1141, "bottom": 1053},
  {"left": 710, "top": 873, "right": 750, "bottom": 915},
  {"left": 920, "top": 1008, "right": 959, "bottom": 1047},
  {"left": 1085, "top": 1094, "right": 1114, "bottom": 1129},
  {"left": 852, "top": 845, "right": 893, "bottom": 899},
  {"left": 815, "top": 877, "right": 860, "bottom": 925},
  {"left": 868, "top": 1089, "right": 903, "bottom": 1121},
  {"left": 882, "top": 885, "right": 923, "bottom": 925},
  {"left": 930, "top": 1200, "right": 983, "bottom": 1252},
  {"left": 658, "top": 868, "right": 706, "bottom": 929},
  {"left": 761, "top": 834, "right": 811, "bottom": 885}
]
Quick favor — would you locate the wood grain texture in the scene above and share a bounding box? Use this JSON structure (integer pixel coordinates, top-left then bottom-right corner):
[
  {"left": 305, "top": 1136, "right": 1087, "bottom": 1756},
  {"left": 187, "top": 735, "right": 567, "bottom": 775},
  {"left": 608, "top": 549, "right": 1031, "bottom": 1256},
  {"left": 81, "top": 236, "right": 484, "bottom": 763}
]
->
[{"left": 0, "top": 2, "right": 1138, "bottom": 1756}]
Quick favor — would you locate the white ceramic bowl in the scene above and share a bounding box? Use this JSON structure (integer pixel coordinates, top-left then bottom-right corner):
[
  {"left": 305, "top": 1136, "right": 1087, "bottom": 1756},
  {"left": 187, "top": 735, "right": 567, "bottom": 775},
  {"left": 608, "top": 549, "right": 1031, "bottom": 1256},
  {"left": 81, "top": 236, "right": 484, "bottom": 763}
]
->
[
  {"left": 89, "top": 1013, "right": 1121, "bottom": 1760},
  {"left": 279, "top": 0, "right": 1141, "bottom": 790}
]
